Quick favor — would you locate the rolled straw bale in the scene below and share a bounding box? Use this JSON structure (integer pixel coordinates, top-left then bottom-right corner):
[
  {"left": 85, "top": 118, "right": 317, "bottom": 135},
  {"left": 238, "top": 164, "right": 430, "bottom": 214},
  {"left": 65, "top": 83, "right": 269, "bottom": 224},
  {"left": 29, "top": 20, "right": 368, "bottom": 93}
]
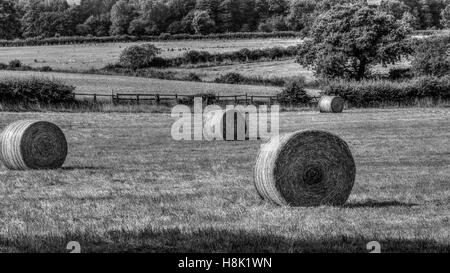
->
[
  {"left": 0, "top": 120, "right": 67, "bottom": 170},
  {"left": 318, "top": 96, "right": 345, "bottom": 113},
  {"left": 254, "top": 130, "right": 355, "bottom": 206},
  {"left": 203, "top": 109, "right": 247, "bottom": 141}
]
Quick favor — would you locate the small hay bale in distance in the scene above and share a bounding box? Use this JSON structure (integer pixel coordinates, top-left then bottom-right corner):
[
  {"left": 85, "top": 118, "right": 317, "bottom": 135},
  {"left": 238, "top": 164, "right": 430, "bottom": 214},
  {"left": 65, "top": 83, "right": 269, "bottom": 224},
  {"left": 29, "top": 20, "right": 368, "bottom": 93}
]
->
[
  {"left": 203, "top": 109, "right": 247, "bottom": 141},
  {"left": 254, "top": 130, "right": 355, "bottom": 207},
  {"left": 318, "top": 96, "right": 345, "bottom": 113},
  {"left": 0, "top": 120, "right": 68, "bottom": 170}
]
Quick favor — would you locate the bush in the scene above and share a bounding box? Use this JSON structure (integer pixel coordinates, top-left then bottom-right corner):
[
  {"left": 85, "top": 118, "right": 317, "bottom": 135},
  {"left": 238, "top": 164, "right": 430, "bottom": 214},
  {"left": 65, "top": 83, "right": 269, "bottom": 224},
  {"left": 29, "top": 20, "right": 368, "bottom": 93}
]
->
[
  {"left": 183, "top": 50, "right": 212, "bottom": 64},
  {"left": 278, "top": 78, "right": 312, "bottom": 104},
  {"left": 0, "top": 63, "right": 7, "bottom": 69},
  {"left": 183, "top": 73, "right": 202, "bottom": 82},
  {"left": 0, "top": 77, "right": 76, "bottom": 105},
  {"left": 214, "top": 72, "right": 245, "bottom": 84},
  {"left": 119, "top": 43, "right": 161, "bottom": 69},
  {"left": 214, "top": 72, "right": 285, "bottom": 86},
  {"left": 388, "top": 68, "right": 413, "bottom": 80},
  {"left": 324, "top": 77, "right": 450, "bottom": 106},
  {"left": 38, "top": 66, "right": 53, "bottom": 72},
  {"left": 411, "top": 36, "right": 450, "bottom": 77},
  {"left": 8, "top": 59, "right": 22, "bottom": 69}
]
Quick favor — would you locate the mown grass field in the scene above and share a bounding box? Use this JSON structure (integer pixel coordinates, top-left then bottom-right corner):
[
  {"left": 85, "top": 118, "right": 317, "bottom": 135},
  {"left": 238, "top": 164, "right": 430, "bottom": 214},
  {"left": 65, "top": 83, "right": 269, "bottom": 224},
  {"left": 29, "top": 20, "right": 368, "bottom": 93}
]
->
[
  {"left": 0, "top": 38, "right": 302, "bottom": 70},
  {"left": 0, "top": 108, "right": 448, "bottom": 252},
  {"left": 0, "top": 70, "right": 281, "bottom": 97}
]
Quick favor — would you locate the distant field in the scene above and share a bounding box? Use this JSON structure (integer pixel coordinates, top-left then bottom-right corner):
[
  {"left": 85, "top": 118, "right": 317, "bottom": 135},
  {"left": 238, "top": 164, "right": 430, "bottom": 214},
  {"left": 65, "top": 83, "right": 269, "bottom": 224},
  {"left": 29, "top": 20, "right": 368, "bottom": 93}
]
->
[
  {"left": 0, "top": 108, "right": 448, "bottom": 252},
  {"left": 0, "top": 38, "right": 303, "bottom": 70},
  {"left": 165, "top": 59, "right": 316, "bottom": 83},
  {"left": 0, "top": 70, "right": 282, "bottom": 96}
]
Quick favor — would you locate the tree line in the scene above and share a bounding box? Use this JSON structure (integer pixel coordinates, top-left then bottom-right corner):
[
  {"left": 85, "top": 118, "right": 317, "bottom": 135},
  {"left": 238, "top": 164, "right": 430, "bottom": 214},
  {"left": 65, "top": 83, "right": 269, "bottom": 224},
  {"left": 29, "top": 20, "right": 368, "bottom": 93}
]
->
[{"left": 1, "top": 0, "right": 450, "bottom": 40}]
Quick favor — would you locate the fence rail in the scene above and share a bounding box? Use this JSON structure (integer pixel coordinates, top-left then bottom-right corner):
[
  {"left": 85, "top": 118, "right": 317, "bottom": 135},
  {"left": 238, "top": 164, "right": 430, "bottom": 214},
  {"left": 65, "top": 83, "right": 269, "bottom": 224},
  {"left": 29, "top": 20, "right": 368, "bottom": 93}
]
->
[{"left": 73, "top": 92, "right": 320, "bottom": 105}]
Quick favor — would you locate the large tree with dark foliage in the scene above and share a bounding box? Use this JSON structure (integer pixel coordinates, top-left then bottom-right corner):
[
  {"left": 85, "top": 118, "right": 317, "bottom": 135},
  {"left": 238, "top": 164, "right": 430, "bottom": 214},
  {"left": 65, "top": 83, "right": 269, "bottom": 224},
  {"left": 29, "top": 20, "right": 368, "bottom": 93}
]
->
[
  {"left": 0, "top": 0, "right": 21, "bottom": 39},
  {"left": 297, "top": 3, "right": 413, "bottom": 80}
]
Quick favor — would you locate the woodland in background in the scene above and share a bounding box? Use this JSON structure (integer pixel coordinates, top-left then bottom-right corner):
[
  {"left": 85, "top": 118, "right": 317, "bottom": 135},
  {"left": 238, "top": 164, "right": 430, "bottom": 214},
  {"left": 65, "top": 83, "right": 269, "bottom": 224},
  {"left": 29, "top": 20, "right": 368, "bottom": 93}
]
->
[{"left": 1, "top": 0, "right": 450, "bottom": 39}]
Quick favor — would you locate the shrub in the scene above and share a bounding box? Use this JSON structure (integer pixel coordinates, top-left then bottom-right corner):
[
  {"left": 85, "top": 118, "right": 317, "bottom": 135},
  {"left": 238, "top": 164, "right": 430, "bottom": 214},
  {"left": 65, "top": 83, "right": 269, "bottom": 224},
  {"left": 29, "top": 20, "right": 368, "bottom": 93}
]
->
[
  {"left": 8, "top": 59, "right": 22, "bottom": 69},
  {"left": 38, "top": 66, "right": 53, "bottom": 72},
  {"left": 388, "top": 68, "right": 413, "bottom": 80},
  {"left": 183, "top": 50, "right": 212, "bottom": 64},
  {"left": 214, "top": 73, "right": 245, "bottom": 84},
  {"left": 0, "top": 77, "right": 76, "bottom": 105},
  {"left": 183, "top": 73, "right": 202, "bottom": 82},
  {"left": 278, "top": 78, "right": 312, "bottom": 104},
  {"left": 119, "top": 43, "right": 161, "bottom": 69},
  {"left": 0, "top": 63, "right": 7, "bottom": 69}
]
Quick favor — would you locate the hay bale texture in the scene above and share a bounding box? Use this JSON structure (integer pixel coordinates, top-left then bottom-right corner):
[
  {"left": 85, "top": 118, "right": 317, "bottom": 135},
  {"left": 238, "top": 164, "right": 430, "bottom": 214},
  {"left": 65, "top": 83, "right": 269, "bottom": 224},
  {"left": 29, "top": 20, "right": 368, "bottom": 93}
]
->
[
  {"left": 319, "top": 96, "right": 345, "bottom": 113},
  {"left": 254, "top": 130, "right": 355, "bottom": 206},
  {"left": 203, "top": 109, "right": 247, "bottom": 141},
  {"left": 0, "top": 120, "right": 67, "bottom": 170}
]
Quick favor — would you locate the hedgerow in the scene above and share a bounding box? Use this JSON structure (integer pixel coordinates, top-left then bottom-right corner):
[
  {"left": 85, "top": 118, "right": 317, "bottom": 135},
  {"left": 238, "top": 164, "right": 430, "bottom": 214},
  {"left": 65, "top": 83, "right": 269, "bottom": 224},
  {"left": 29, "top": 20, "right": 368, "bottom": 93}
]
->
[
  {"left": 0, "top": 77, "right": 75, "bottom": 105},
  {"left": 0, "top": 32, "right": 302, "bottom": 47},
  {"left": 324, "top": 77, "right": 450, "bottom": 106}
]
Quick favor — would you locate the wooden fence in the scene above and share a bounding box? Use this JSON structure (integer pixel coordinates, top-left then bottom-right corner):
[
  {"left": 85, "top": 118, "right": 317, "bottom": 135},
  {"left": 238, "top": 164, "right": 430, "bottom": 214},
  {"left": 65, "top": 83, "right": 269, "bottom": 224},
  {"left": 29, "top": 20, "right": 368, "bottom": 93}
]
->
[{"left": 73, "top": 92, "right": 320, "bottom": 105}]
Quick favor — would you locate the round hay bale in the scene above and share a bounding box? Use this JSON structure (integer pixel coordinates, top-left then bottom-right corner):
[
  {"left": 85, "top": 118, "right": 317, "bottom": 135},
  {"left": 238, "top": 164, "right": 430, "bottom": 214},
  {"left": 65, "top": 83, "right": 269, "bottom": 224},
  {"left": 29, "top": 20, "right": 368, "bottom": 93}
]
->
[
  {"left": 318, "top": 96, "right": 345, "bottom": 113},
  {"left": 254, "top": 130, "right": 355, "bottom": 206},
  {"left": 203, "top": 109, "right": 247, "bottom": 141},
  {"left": 0, "top": 120, "right": 67, "bottom": 170}
]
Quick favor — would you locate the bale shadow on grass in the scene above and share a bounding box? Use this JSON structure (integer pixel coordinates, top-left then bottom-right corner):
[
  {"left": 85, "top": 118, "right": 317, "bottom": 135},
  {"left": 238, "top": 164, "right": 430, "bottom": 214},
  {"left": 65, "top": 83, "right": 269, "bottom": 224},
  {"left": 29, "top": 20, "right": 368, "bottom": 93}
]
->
[
  {"left": 344, "top": 200, "right": 419, "bottom": 208},
  {"left": 61, "top": 166, "right": 110, "bottom": 171},
  {"left": 0, "top": 227, "right": 447, "bottom": 253}
]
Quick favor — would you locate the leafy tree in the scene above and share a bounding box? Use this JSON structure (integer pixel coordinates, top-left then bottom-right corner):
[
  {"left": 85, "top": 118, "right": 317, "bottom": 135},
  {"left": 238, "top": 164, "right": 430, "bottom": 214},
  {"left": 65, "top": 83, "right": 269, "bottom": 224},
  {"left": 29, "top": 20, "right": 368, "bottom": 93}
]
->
[
  {"left": 297, "top": 3, "right": 413, "bottom": 80},
  {"left": 0, "top": 0, "right": 21, "bottom": 39},
  {"left": 119, "top": 43, "right": 161, "bottom": 69},
  {"left": 83, "top": 13, "right": 111, "bottom": 36},
  {"left": 167, "top": 20, "right": 183, "bottom": 34},
  {"left": 268, "top": 0, "right": 288, "bottom": 16},
  {"left": 255, "top": 0, "right": 270, "bottom": 20},
  {"left": 441, "top": 3, "right": 450, "bottom": 28},
  {"left": 192, "top": 10, "right": 215, "bottom": 34},
  {"left": 180, "top": 10, "right": 196, "bottom": 34},
  {"left": 240, "top": 0, "right": 257, "bottom": 31},
  {"left": 411, "top": 36, "right": 450, "bottom": 77},
  {"left": 287, "top": 0, "right": 316, "bottom": 32},
  {"left": 21, "top": 0, "right": 78, "bottom": 37},
  {"left": 110, "top": 0, "right": 135, "bottom": 35},
  {"left": 379, "top": 0, "right": 409, "bottom": 20},
  {"left": 140, "top": 0, "right": 170, "bottom": 34},
  {"left": 218, "top": 0, "right": 241, "bottom": 32}
]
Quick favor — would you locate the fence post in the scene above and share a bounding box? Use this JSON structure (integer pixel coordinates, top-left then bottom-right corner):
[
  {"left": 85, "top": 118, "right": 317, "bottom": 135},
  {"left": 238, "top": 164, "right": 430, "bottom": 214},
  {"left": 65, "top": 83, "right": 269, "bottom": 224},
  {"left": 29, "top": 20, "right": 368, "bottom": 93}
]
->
[
  {"left": 155, "top": 94, "right": 160, "bottom": 104},
  {"left": 234, "top": 95, "right": 238, "bottom": 105},
  {"left": 251, "top": 96, "right": 254, "bottom": 104},
  {"left": 93, "top": 94, "right": 97, "bottom": 103},
  {"left": 245, "top": 93, "right": 248, "bottom": 105},
  {"left": 136, "top": 94, "right": 140, "bottom": 105},
  {"left": 269, "top": 97, "right": 272, "bottom": 106}
]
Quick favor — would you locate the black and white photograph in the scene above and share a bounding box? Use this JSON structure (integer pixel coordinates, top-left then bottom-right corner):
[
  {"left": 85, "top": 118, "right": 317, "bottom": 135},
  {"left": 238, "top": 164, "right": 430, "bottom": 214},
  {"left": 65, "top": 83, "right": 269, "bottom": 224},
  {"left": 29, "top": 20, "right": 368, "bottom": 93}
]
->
[{"left": 0, "top": 0, "right": 448, "bottom": 257}]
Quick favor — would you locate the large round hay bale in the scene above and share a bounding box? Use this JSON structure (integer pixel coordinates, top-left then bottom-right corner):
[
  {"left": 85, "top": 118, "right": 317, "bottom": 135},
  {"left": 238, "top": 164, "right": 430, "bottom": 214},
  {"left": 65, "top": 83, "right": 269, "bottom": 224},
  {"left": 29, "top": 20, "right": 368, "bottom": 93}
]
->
[
  {"left": 254, "top": 130, "right": 355, "bottom": 206},
  {"left": 0, "top": 120, "right": 67, "bottom": 170},
  {"left": 318, "top": 96, "right": 345, "bottom": 113},
  {"left": 203, "top": 109, "right": 247, "bottom": 141}
]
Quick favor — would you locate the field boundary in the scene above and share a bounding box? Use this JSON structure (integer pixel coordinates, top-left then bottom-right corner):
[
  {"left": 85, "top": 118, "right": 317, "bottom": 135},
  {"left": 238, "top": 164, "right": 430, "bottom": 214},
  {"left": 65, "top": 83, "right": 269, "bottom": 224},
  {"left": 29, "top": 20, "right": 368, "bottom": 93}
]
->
[
  {"left": 0, "top": 32, "right": 303, "bottom": 48},
  {"left": 74, "top": 92, "right": 321, "bottom": 105}
]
